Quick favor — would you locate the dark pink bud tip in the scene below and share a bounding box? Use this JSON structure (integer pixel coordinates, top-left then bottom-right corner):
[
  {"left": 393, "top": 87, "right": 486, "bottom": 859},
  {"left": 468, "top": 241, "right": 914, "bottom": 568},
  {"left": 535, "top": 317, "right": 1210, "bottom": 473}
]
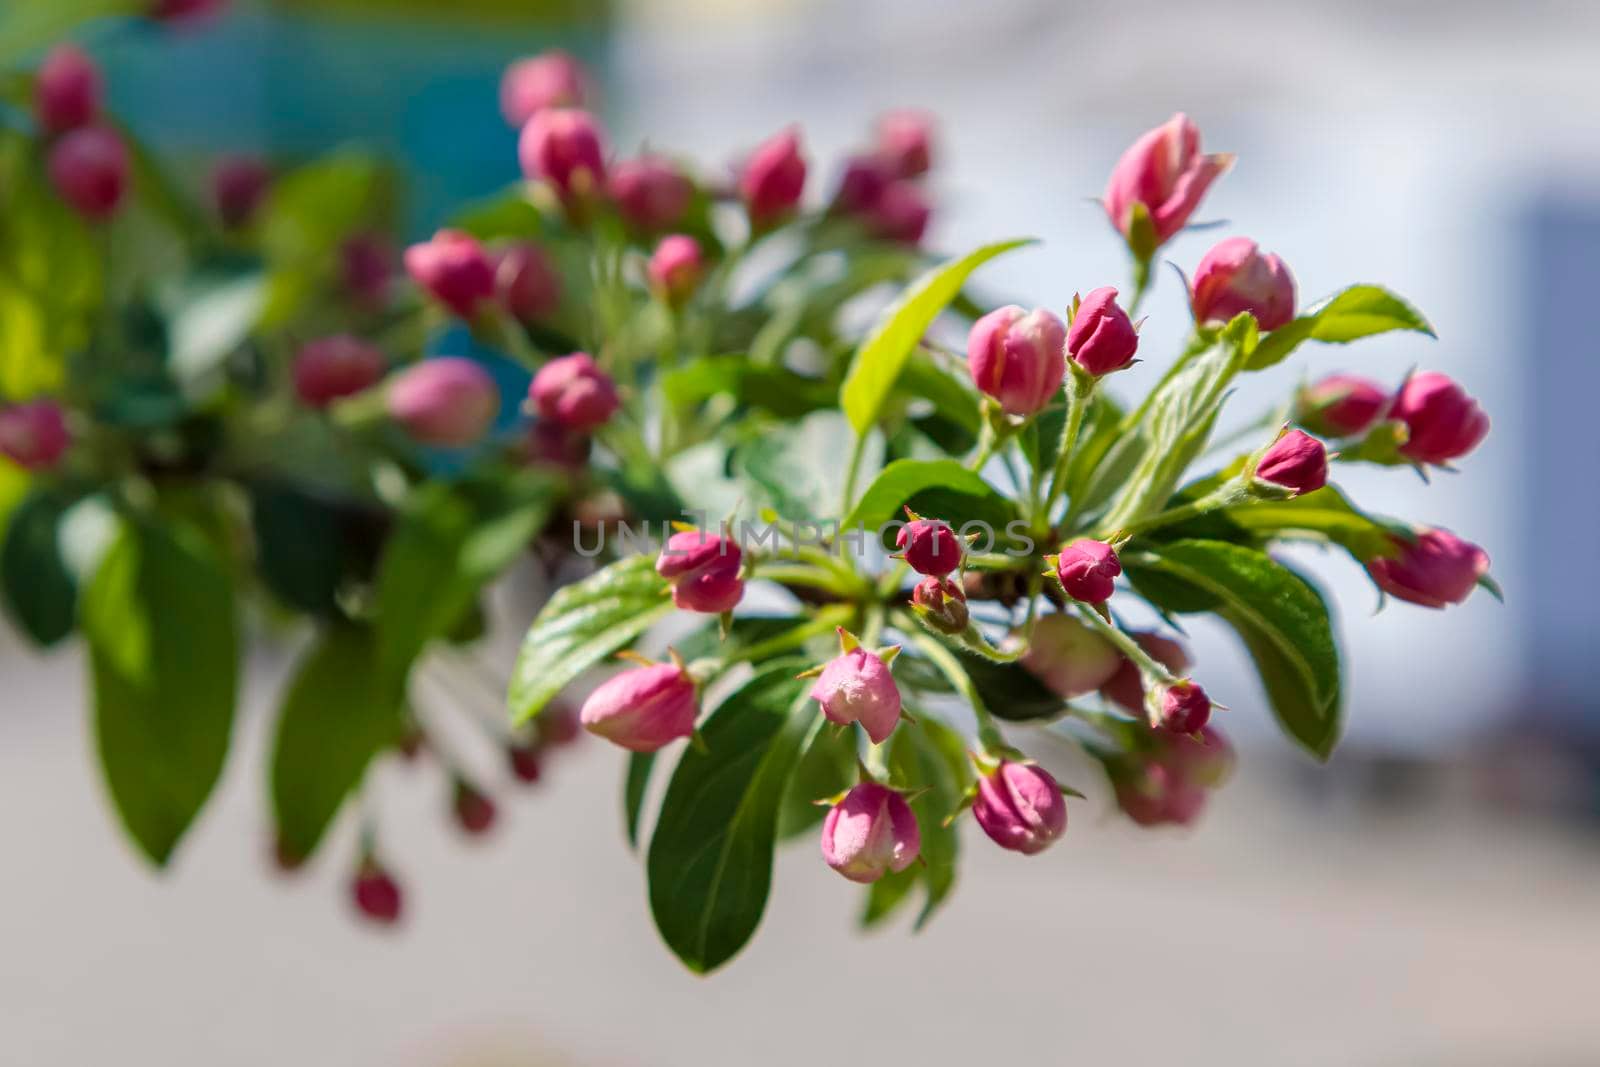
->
[
  {"left": 508, "top": 743, "right": 543, "bottom": 784},
  {"left": 1055, "top": 538, "right": 1121, "bottom": 604},
  {"left": 35, "top": 44, "right": 101, "bottom": 135},
  {"left": 452, "top": 782, "right": 497, "bottom": 836},
  {"left": 1156, "top": 680, "right": 1212, "bottom": 734},
  {"left": 351, "top": 864, "right": 403, "bottom": 925},
  {"left": 739, "top": 126, "right": 806, "bottom": 229},
  {"left": 47, "top": 125, "right": 128, "bottom": 220},
  {"left": 895, "top": 517, "right": 963, "bottom": 576}
]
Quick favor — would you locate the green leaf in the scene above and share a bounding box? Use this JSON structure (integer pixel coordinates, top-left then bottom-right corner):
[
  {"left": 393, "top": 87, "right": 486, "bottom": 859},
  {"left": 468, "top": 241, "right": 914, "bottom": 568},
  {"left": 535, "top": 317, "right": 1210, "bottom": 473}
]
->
[
  {"left": 840, "top": 239, "right": 1033, "bottom": 435},
  {"left": 732, "top": 411, "right": 865, "bottom": 522},
  {"left": 1246, "top": 285, "right": 1434, "bottom": 371},
  {"left": 376, "top": 478, "right": 551, "bottom": 687},
  {"left": 1221, "top": 486, "right": 1407, "bottom": 562},
  {"left": 661, "top": 355, "right": 835, "bottom": 420},
  {"left": 1126, "top": 539, "right": 1342, "bottom": 760},
  {"left": 269, "top": 624, "right": 403, "bottom": 864},
  {"left": 163, "top": 270, "right": 267, "bottom": 396},
  {"left": 508, "top": 553, "right": 674, "bottom": 725},
  {"left": 0, "top": 489, "right": 78, "bottom": 646},
  {"left": 247, "top": 481, "right": 361, "bottom": 617},
  {"left": 776, "top": 717, "right": 856, "bottom": 841},
  {"left": 963, "top": 656, "right": 1068, "bottom": 722},
  {"left": 647, "top": 663, "right": 815, "bottom": 973},
  {"left": 624, "top": 751, "right": 657, "bottom": 849},
  {"left": 842, "top": 458, "right": 1014, "bottom": 540},
  {"left": 83, "top": 520, "right": 239, "bottom": 866}
]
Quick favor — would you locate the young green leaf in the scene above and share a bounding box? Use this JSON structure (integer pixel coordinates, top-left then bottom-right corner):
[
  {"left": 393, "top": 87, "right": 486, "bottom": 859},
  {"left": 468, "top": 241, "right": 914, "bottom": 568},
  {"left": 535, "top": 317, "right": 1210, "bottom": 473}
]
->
[
  {"left": 0, "top": 488, "right": 78, "bottom": 646},
  {"left": 507, "top": 553, "right": 674, "bottom": 725},
  {"left": 647, "top": 663, "right": 816, "bottom": 974},
  {"left": 1246, "top": 285, "right": 1434, "bottom": 371},
  {"left": 841, "top": 458, "right": 1014, "bottom": 536},
  {"left": 840, "top": 239, "right": 1034, "bottom": 435},
  {"left": 83, "top": 520, "right": 240, "bottom": 866},
  {"left": 1125, "top": 539, "right": 1342, "bottom": 759},
  {"left": 270, "top": 623, "right": 403, "bottom": 864}
]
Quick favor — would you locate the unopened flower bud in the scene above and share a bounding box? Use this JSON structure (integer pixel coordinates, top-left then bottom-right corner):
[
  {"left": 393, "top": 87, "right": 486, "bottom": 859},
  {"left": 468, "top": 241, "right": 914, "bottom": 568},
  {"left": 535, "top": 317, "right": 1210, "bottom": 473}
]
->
[
  {"left": 875, "top": 109, "right": 934, "bottom": 178},
  {"left": 656, "top": 529, "right": 744, "bottom": 614},
  {"left": 293, "top": 335, "right": 385, "bottom": 408},
  {"left": 211, "top": 155, "right": 270, "bottom": 228},
  {"left": 404, "top": 229, "right": 495, "bottom": 319},
  {"left": 739, "top": 126, "right": 806, "bottom": 230},
  {"left": 0, "top": 401, "right": 71, "bottom": 471},
  {"left": 1114, "top": 762, "right": 1207, "bottom": 828},
  {"left": 579, "top": 662, "right": 698, "bottom": 752},
  {"left": 1152, "top": 679, "right": 1212, "bottom": 734},
  {"left": 1164, "top": 724, "right": 1235, "bottom": 789},
  {"left": 967, "top": 306, "right": 1067, "bottom": 416},
  {"left": 452, "top": 780, "right": 497, "bottom": 836},
  {"left": 1054, "top": 538, "right": 1120, "bottom": 604},
  {"left": 507, "top": 742, "right": 542, "bottom": 784},
  {"left": 830, "top": 153, "right": 892, "bottom": 217},
  {"left": 1191, "top": 237, "right": 1296, "bottom": 331},
  {"left": 608, "top": 155, "right": 693, "bottom": 232},
  {"left": 810, "top": 644, "right": 902, "bottom": 744},
  {"left": 529, "top": 352, "right": 620, "bottom": 432},
  {"left": 972, "top": 760, "right": 1068, "bottom": 854},
  {"left": 1296, "top": 374, "right": 1387, "bottom": 438},
  {"left": 1020, "top": 613, "right": 1121, "bottom": 698},
  {"left": 350, "top": 860, "right": 402, "bottom": 925},
  {"left": 820, "top": 782, "right": 920, "bottom": 883},
  {"left": 1391, "top": 371, "right": 1488, "bottom": 465},
  {"left": 911, "top": 575, "right": 968, "bottom": 634},
  {"left": 1103, "top": 113, "right": 1232, "bottom": 253},
  {"left": 386, "top": 357, "right": 500, "bottom": 448},
  {"left": 47, "top": 125, "right": 128, "bottom": 220},
  {"left": 1100, "top": 631, "right": 1190, "bottom": 714},
  {"left": 522, "top": 420, "right": 590, "bottom": 472},
  {"left": 1066, "top": 286, "right": 1139, "bottom": 376},
  {"left": 538, "top": 703, "right": 581, "bottom": 746},
  {"left": 494, "top": 242, "right": 562, "bottom": 324},
  {"left": 341, "top": 232, "right": 393, "bottom": 307},
  {"left": 1365, "top": 527, "right": 1489, "bottom": 609},
  {"left": 35, "top": 44, "right": 101, "bottom": 135},
  {"left": 499, "top": 50, "right": 589, "bottom": 128},
  {"left": 647, "top": 234, "right": 705, "bottom": 307},
  {"left": 1254, "top": 428, "right": 1328, "bottom": 496},
  {"left": 867, "top": 181, "right": 931, "bottom": 245},
  {"left": 895, "top": 515, "right": 962, "bottom": 576},
  {"left": 518, "top": 107, "right": 607, "bottom": 208}
]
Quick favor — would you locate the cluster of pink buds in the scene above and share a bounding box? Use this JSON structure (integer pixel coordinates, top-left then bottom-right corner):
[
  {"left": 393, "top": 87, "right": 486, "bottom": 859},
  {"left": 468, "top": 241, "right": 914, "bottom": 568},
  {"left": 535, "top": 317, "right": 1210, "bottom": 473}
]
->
[
  {"left": 656, "top": 528, "right": 745, "bottom": 614},
  {"left": 0, "top": 400, "right": 72, "bottom": 471},
  {"left": 34, "top": 45, "right": 129, "bottom": 221},
  {"left": 806, "top": 628, "right": 904, "bottom": 745},
  {"left": 827, "top": 110, "right": 935, "bottom": 244},
  {"left": 405, "top": 229, "right": 565, "bottom": 328},
  {"left": 1296, "top": 370, "right": 1488, "bottom": 468}
]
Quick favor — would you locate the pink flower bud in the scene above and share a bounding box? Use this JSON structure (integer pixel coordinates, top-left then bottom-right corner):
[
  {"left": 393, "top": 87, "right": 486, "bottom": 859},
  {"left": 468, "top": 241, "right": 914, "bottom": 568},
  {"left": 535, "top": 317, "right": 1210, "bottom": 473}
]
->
[
  {"left": 966, "top": 306, "right": 1067, "bottom": 416},
  {"left": 1391, "top": 371, "right": 1489, "bottom": 465},
  {"left": 47, "top": 125, "right": 127, "bottom": 220},
  {"left": 1103, "top": 113, "right": 1232, "bottom": 250},
  {"left": 1365, "top": 527, "right": 1490, "bottom": 609},
  {"left": 1020, "top": 613, "right": 1121, "bottom": 698},
  {"left": 452, "top": 780, "right": 497, "bottom": 836},
  {"left": 507, "top": 742, "right": 542, "bottom": 784},
  {"left": 1254, "top": 429, "right": 1328, "bottom": 496},
  {"left": 866, "top": 180, "right": 931, "bottom": 245},
  {"left": 1191, "top": 237, "right": 1296, "bottom": 331},
  {"left": 1099, "top": 631, "right": 1190, "bottom": 714},
  {"left": 1152, "top": 679, "right": 1211, "bottom": 734},
  {"left": 830, "top": 153, "right": 892, "bottom": 217},
  {"left": 538, "top": 703, "right": 581, "bottom": 746},
  {"left": 518, "top": 108, "right": 607, "bottom": 206},
  {"left": 874, "top": 109, "right": 934, "bottom": 178},
  {"left": 657, "top": 529, "right": 745, "bottom": 614},
  {"left": 1066, "top": 287, "right": 1139, "bottom": 376},
  {"left": 35, "top": 44, "right": 101, "bottom": 135},
  {"left": 0, "top": 401, "right": 71, "bottom": 471},
  {"left": 404, "top": 229, "right": 495, "bottom": 319},
  {"left": 895, "top": 515, "right": 962, "bottom": 576},
  {"left": 350, "top": 861, "right": 402, "bottom": 925},
  {"left": 340, "top": 232, "right": 393, "bottom": 307},
  {"left": 494, "top": 242, "right": 562, "bottom": 324},
  {"left": 1164, "top": 724, "right": 1235, "bottom": 789},
  {"left": 521, "top": 420, "right": 591, "bottom": 472},
  {"left": 293, "top": 335, "right": 385, "bottom": 409},
  {"left": 607, "top": 156, "right": 693, "bottom": 232},
  {"left": 499, "top": 50, "right": 589, "bottom": 127},
  {"left": 211, "top": 155, "right": 270, "bottom": 228},
  {"left": 1114, "top": 763, "right": 1207, "bottom": 828},
  {"left": 1055, "top": 538, "right": 1120, "bottom": 604},
  {"left": 579, "top": 662, "right": 698, "bottom": 752},
  {"left": 1296, "top": 374, "right": 1387, "bottom": 438},
  {"left": 739, "top": 126, "right": 806, "bottom": 229},
  {"left": 386, "top": 357, "right": 500, "bottom": 447},
  {"left": 810, "top": 646, "right": 902, "bottom": 744},
  {"left": 529, "top": 352, "right": 620, "bottom": 432},
  {"left": 820, "top": 782, "right": 920, "bottom": 883},
  {"left": 973, "top": 760, "right": 1068, "bottom": 855},
  {"left": 911, "top": 575, "right": 968, "bottom": 634},
  {"left": 647, "top": 234, "right": 705, "bottom": 307}
]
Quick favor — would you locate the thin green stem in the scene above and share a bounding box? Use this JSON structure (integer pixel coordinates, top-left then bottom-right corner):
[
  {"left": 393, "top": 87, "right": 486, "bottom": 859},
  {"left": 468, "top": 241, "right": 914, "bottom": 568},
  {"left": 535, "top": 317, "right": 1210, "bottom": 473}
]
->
[
  {"left": 839, "top": 432, "right": 869, "bottom": 518},
  {"left": 1040, "top": 372, "right": 1095, "bottom": 527},
  {"left": 725, "top": 605, "right": 853, "bottom": 666},
  {"left": 1070, "top": 602, "right": 1181, "bottom": 686},
  {"left": 1097, "top": 482, "right": 1248, "bottom": 541}
]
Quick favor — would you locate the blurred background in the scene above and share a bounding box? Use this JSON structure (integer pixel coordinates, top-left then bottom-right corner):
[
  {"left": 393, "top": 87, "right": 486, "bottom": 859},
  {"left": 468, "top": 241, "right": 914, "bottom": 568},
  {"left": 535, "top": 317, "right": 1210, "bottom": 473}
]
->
[{"left": 3, "top": 0, "right": 1599, "bottom": 1063}]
